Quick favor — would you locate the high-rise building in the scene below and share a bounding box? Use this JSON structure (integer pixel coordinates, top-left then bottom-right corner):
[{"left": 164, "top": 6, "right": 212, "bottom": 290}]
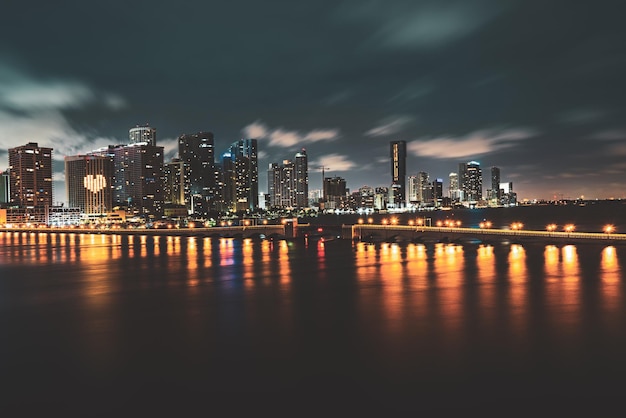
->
[
  {"left": 490, "top": 166, "right": 501, "bottom": 201},
  {"left": 178, "top": 131, "right": 216, "bottom": 213},
  {"left": 8, "top": 142, "right": 53, "bottom": 208},
  {"left": 459, "top": 161, "right": 482, "bottom": 202},
  {"left": 163, "top": 158, "right": 187, "bottom": 206},
  {"left": 129, "top": 124, "right": 157, "bottom": 146},
  {"left": 223, "top": 139, "right": 258, "bottom": 212},
  {"left": 408, "top": 175, "right": 418, "bottom": 204},
  {"left": 294, "top": 149, "right": 308, "bottom": 209},
  {"left": 64, "top": 155, "right": 114, "bottom": 215},
  {"left": 267, "top": 149, "right": 308, "bottom": 209},
  {"left": 390, "top": 141, "right": 406, "bottom": 208},
  {"left": 358, "top": 186, "right": 375, "bottom": 210},
  {"left": 0, "top": 170, "right": 9, "bottom": 205},
  {"left": 432, "top": 178, "right": 443, "bottom": 206},
  {"left": 112, "top": 142, "right": 164, "bottom": 218},
  {"left": 449, "top": 172, "right": 461, "bottom": 202},
  {"left": 417, "top": 171, "right": 429, "bottom": 203},
  {"left": 324, "top": 176, "right": 347, "bottom": 209}
]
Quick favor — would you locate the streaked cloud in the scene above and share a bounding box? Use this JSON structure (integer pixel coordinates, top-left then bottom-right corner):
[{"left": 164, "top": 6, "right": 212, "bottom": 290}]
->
[
  {"left": 590, "top": 129, "right": 626, "bottom": 141},
  {"left": 407, "top": 128, "right": 536, "bottom": 159},
  {"left": 336, "top": 0, "right": 510, "bottom": 50},
  {"left": 0, "top": 62, "right": 125, "bottom": 112},
  {"left": 242, "top": 120, "right": 340, "bottom": 147},
  {"left": 365, "top": 115, "right": 414, "bottom": 137},
  {"left": 311, "top": 153, "right": 357, "bottom": 172}
]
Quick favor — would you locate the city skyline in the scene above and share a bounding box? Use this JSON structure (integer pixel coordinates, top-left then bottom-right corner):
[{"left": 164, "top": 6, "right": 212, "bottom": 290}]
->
[{"left": 0, "top": 1, "right": 625, "bottom": 200}]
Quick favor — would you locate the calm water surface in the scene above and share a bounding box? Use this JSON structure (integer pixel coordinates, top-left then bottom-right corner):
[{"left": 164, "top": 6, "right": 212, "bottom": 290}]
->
[{"left": 1, "top": 231, "right": 626, "bottom": 415}]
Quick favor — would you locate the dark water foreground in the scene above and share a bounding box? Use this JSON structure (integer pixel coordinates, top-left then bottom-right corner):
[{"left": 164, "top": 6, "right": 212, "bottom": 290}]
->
[{"left": 1, "top": 232, "right": 626, "bottom": 416}]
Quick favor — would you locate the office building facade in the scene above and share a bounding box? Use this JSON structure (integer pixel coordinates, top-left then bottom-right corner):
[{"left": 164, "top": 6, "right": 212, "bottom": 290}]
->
[
  {"left": 8, "top": 142, "right": 53, "bottom": 208},
  {"left": 390, "top": 141, "right": 406, "bottom": 208},
  {"left": 65, "top": 155, "right": 114, "bottom": 214}
]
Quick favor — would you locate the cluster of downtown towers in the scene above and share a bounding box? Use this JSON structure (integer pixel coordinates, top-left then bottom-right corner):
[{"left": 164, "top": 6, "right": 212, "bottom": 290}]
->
[{"left": 0, "top": 131, "right": 516, "bottom": 221}]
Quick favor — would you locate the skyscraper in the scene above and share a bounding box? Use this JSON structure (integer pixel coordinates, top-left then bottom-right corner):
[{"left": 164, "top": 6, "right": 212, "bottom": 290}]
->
[
  {"left": 112, "top": 142, "right": 164, "bottom": 218},
  {"left": 129, "top": 124, "right": 157, "bottom": 146},
  {"left": 8, "top": 142, "right": 53, "bottom": 208},
  {"left": 449, "top": 172, "right": 460, "bottom": 202},
  {"left": 460, "top": 161, "right": 482, "bottom": 202},
  {"left": 390, "top": 141, "right": 406, "bottom": 208},
  {"left": 490, "top": 166, "right": 501, "bottom": 201},
  {"left": 0, "top": 170, "right": 9, "bottom": 204},
  {"left": 178, "top": 131, "right": 216, "bottom": 213},
  {"left": 224, "top": 139, "right": 258, "bottom": 212},
  {"left": 163, "top": 158, "right": 187, "bottom": 206},
  {"left": 65, "top": 155, "right": 114, "bottom": 214},
  {"left": 266, "top": 149, "right": 308, "bottom": 209},
  {"left": 295, "top": 149, "right": 308, "bottom": 209}
]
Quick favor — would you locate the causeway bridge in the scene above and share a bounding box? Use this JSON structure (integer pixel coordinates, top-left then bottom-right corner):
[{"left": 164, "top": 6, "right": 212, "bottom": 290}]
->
[
  {"left": 0, "top": 225, "right": 289, "bottom": 239},
  {"left": 348, "top": 224, "right": 626, "bottom": 245}
]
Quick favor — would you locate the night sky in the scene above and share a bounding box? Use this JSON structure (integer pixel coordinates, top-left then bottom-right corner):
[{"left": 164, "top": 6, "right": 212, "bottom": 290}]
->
[{"left": 0, "top": 0, "right": 624, "bottom": 202}]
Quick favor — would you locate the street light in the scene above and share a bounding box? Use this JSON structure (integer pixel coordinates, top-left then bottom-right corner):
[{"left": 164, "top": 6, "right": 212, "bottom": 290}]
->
[
  {"left": 564, "top": 224, "right": 575, "bottom": 237},
  {"left": 604, "top": 224, "right": 615, "bottom": 236}
]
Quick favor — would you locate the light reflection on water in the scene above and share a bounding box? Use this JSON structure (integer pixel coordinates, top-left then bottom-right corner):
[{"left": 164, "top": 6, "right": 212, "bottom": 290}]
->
[{"left": 2, "top": 232, "right": 626, "bottom": 413}]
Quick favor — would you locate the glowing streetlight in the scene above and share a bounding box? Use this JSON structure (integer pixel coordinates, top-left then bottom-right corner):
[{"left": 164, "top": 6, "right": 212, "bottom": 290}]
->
[
  {"left": 358, "top": 218, "right": 364, "bottom": 224},
  {"left": 436, "top": 220, "right": 443, "bottom": 227},
  {"left": 367, "top": 217, "right": 373, "bottom": 224},
  {"left": 604, "top": 224, "right": 615, "bottom": 235},
  {"left": 564, "top": 224, "right": 575, "bottom": 233},
  {"left": 510, "top": 222, "right": 523, "bottom": 230},
  {"left": 546, "top": 223, "right": 557, "bottom": 232},
  {"left": 391, "top": 217, "right": 398, "bottom": 225},
  {"left": 408, "top": 220, "right": 414, "bottom": 226},
  {"left": 382, "top": 219, "right": 388, "bottom": 225}
]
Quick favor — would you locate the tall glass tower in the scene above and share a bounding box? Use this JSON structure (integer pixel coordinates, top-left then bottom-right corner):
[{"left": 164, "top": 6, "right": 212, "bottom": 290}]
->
[{"left": 390, "top": 140, "right": 406, "bottom": 208}]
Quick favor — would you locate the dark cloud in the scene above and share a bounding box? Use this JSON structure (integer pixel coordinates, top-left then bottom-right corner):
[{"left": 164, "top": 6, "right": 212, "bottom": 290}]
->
[{"left": 0, "top": 0, "right": 625, "bottom": 200}]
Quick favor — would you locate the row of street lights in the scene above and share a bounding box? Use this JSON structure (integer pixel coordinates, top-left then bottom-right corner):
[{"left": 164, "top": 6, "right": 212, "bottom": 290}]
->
[{"left": 355, "top": 218, "right": 617, "bottom": 235}]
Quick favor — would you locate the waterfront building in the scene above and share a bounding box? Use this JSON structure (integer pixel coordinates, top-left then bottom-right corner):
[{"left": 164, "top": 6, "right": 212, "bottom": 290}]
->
[
  {"left": 112, "top": 142, "right": 165, "bottom": 219},
  {"left": 0, "top": 206, "right": 81, "bottom": 226},
  {"left": 390, "top": 140, "right": 406, "bottom": 208},
  {"left": 64, "top": 155, "right": 114, "bottom": 215},
  {"left": 294, "top": 149, "right": 308, "bottom": 209},
  {"left": 459, "top": 161, "right": 482, "bottom": 202},
  {"left": 223, "top": 139, "right": 258, "bottom": 212},
  {"left": 358, "top": 185, "right": 375, "bottom": 210},
  {"left": 408, "top": 175, "right": 418, "bottom": 204},
  {"left": 163, "top": 158, "right": 188, "bottom": 207},
  {"left": 178, "top": 132, "right": 216, "bottom": 214},
  {"left": 324, "top": 176, "right": 347, "bottom": 210},
  {"left": 417, "top": 171, "right": 429, "bottom": 204},
  {"left": 432, "top": 178, "right": 443, "bottom": 206},
  {"left": 129, "top": 124, "right": 157, "bottom": 146},
  {"left": 499, "top": 182, "right": 517, "bottom": 206},
  {"left": 449, "top": 172, "right": 461, "bottom": 202},
  {"left": 490, "top": 166, "right": 501, "bottom": 202},
  {"left": 374, "top": 186, "right": 388, "bottom": 210},
  {"left": 8, "top": 142, "right": 53, "bottom": 208},
  {"left": 0, "top": 170, "right": 9, "bottom": 205},
  {"left": 267, "top": 149, "right": 309, "bottom": 209}
]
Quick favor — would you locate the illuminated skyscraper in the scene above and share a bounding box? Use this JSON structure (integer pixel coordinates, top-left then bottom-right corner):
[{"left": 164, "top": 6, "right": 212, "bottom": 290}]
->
[
  {"left": 266, "top": 149, "right": 308, "bottom": 209},
  {"left": 459, "top": 161, "right": 482, "bottom": 202},
  {"left": 65, "top": 155, "right": 114, "bottom": 214},
  {"left": 8, "top": 142, "right": 53, "bottom": 208},
  {"left": 390, "top": 141, "right": 406, "bottom": 208},
  {"left": 449, "top": 172, "right": 461, "bottom": 202},
  {"left": 178, "top": 131, "right": 216, "bottom": 213},
  {"left": 112, "top": 142, "right": 164, "bottom": 218},
  {"left": 129, "top": 124, "right": 157, "bottom": 146},
  {"left": 223, "top": 138, "right": 258, "bottom": 211},
  {"left": 490, "top": 166, "right": 501, "bottom": 201},
  {"left": 0, "top": 170, "right": 9, "bottom": 204},
  {"left": 163, "top": 158, "right": 187, "bottom": 206},
  {"left": 295, "top": 149, "right": 308, "bottom": 209}
]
